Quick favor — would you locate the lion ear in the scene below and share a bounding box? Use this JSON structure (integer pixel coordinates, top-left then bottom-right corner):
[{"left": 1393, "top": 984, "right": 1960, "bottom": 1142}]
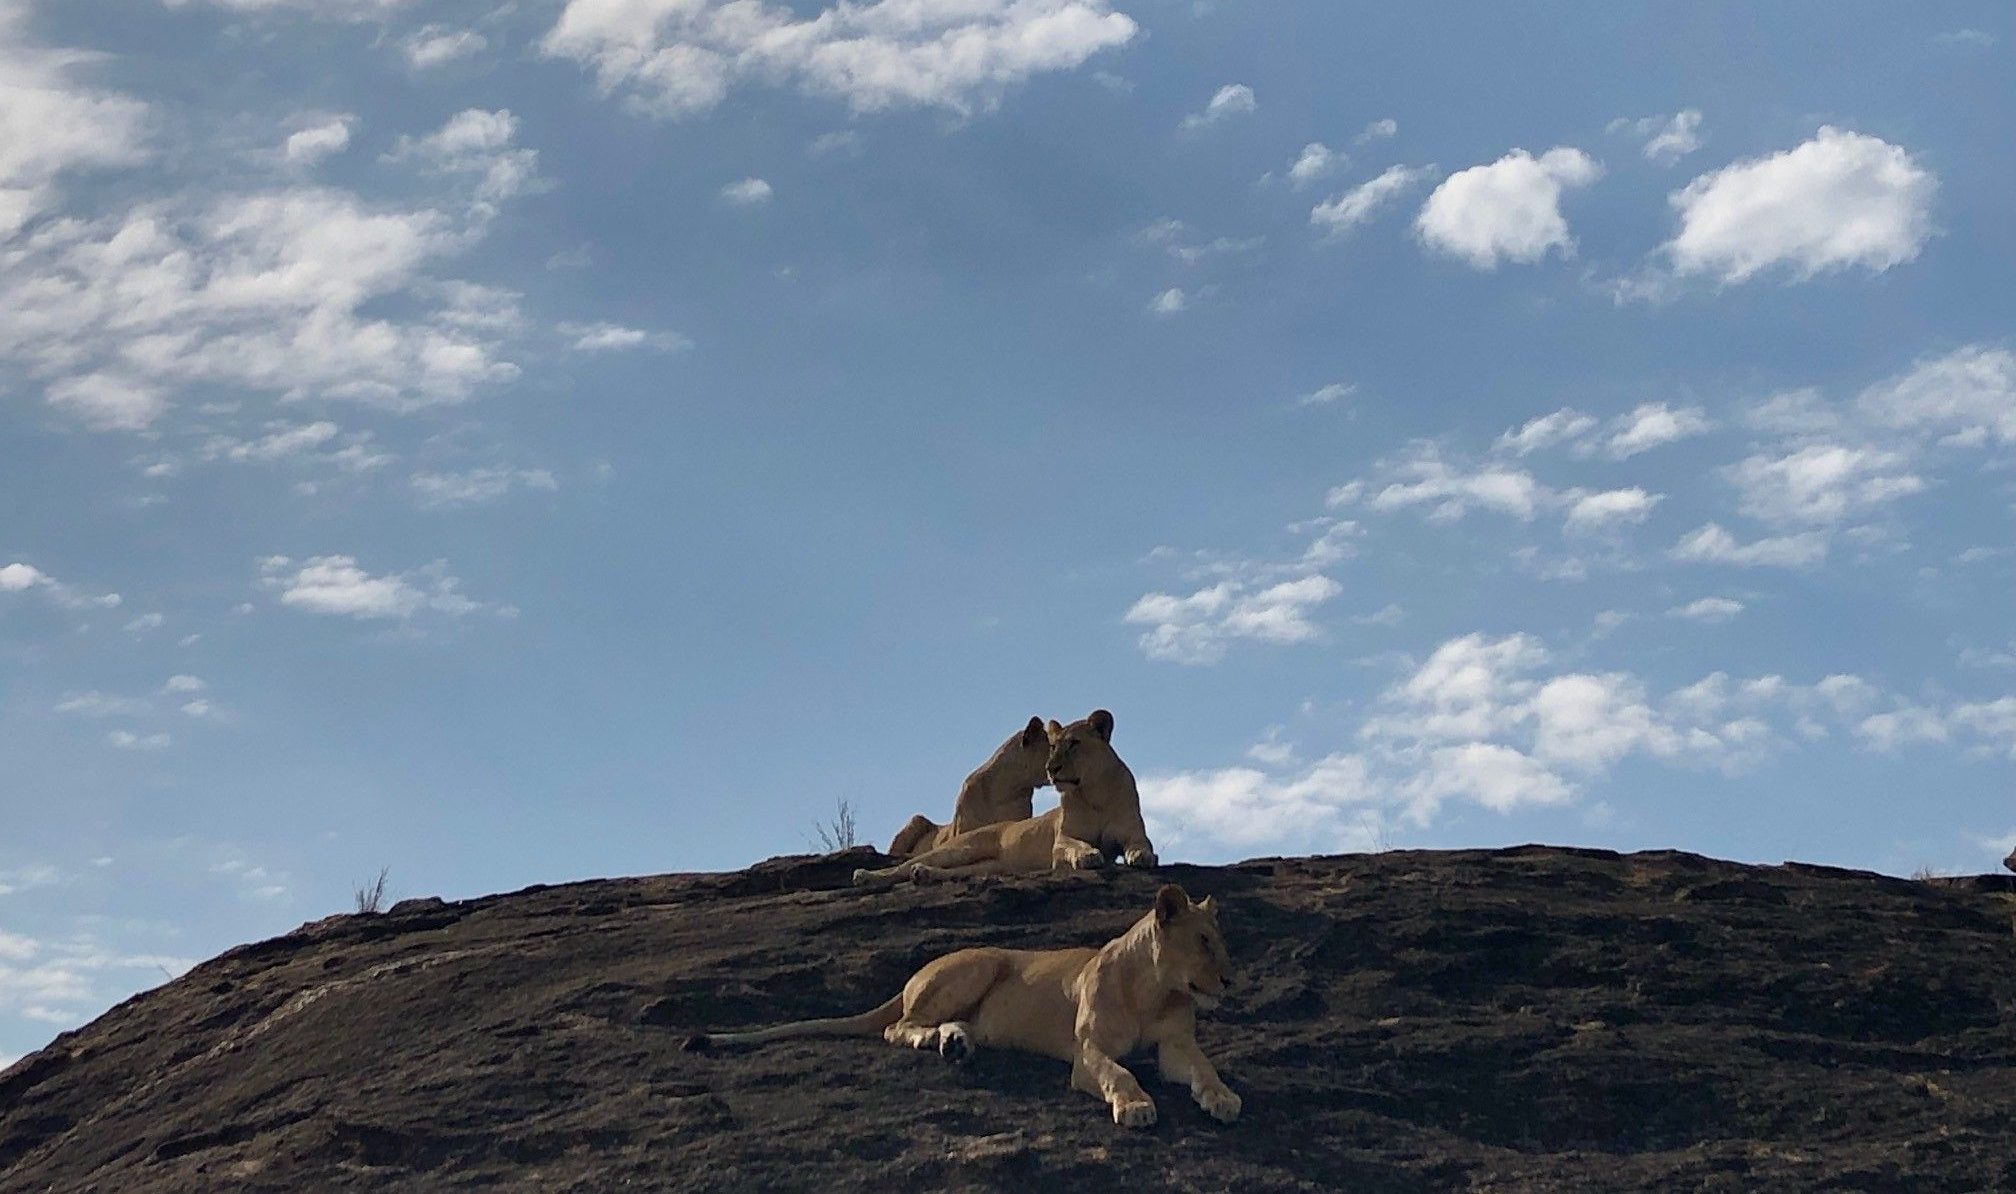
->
[
  {"left": 1022, "top": 716, "right": 1046, "bottom": 747},
  {"left": 1087, "top": 709, "right": 1115, "bottom": 742},
  {"left": 1045, "top": 719, "right": 1065, "bottom": 741},
  {"left": 1198, "top": 895, "right": 1217, "bottom": 914},
  {"left": 1153, "top": 884, "right": 1189, "bottom": 924}
]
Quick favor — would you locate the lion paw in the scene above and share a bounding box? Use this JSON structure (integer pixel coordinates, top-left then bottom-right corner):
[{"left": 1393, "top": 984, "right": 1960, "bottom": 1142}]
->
[
  {"left": 850, "top": 869, "right": 874, "bottom": 887},
  {"left": 1069, "top": 851, "right": 1106, "bottom": 871},
  {"left": 1199, "top": 1085, "right": 1242, "bottom": 1123},
  {"left": 1122, "top": 847, "right": 1158, "bottom": 868},
  {"left": 937, "top": 1024, "right": 973, "bottom": 1065},
  {"left": 1113, "top": 1098, "right": 1157, "bottom": 1129}
]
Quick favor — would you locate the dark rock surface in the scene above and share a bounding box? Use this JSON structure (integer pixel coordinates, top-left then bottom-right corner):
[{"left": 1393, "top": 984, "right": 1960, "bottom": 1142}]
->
[{"left": 4, "top": 845, "right": 2015, "bottom": 1191}]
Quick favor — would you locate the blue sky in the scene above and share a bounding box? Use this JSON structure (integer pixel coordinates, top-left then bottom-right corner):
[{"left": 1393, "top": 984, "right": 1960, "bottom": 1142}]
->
[{"left": 1, "top": 0, "right": 2011, "bottom": 1063}]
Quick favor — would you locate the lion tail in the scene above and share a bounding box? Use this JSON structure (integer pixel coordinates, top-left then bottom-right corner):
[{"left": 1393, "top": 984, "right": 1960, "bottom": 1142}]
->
[
  {"left": 887, "top": 814, "right": 941, "bottom": 857},
  {"left": 682, "top": 993, "right": 905, "bottom": 1051}
]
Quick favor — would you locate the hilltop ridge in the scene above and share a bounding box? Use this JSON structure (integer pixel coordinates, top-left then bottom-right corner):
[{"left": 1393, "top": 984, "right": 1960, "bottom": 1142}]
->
[{"left": 3, "top": 846, "right": 2015, "bottom": 1191}]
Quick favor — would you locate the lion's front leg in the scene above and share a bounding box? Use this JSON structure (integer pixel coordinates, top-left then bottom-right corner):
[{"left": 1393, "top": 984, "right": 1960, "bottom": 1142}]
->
[
  {"left": 1073, "top": 1039, "right": 1156, "bottom": 1127},
  {"left": 1157, "top": 1035, "right": 1240, "bottom": 1123},
  {"left": 1051, "top": 834, "right": 1106, "bottom": 872}
]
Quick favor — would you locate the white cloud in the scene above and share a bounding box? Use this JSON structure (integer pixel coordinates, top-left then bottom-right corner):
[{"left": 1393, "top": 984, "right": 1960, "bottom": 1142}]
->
[
  {"left": 385, "top": 109, "right": 543, "bottom": 207},
  {"left": 1726, "top": 443, "right": 1924, "bottom": 525},
  {"left": 1601, "top": 402, "right": 1713, "bottom": 458},
  {"left": 163, "top": 675, "right": 206, "bottom": 693},
  {"left": 0, "top": 6, "right": 152, "bottom": 240},
  {"left": 1133, "top": 218, "right": 1260, "bottom": 265},
  {"left": 1181, "top": 83, "right": 1256, "bottom": 130},
  {"left": 1670, "top": 523, "right": 1828, "bottom": 568},
  {"left": 410, "top": 467, "right": 559, "bottom": 509},
  {"left": 1665, "top": 127, "right": 1935, "bottom": 283},
  {"left": 1562, "top": 487, "right": 1661, "bottom": 533},
  {"left": 1298, "top": 382, "right": 1356, "bottom": 407},
  {"left": 258, "top": 554, "right": 500, "bottom": 620},
  {"left": 1311, "top": 165, "right": 1434, "bottom": 239},
  {"left": 55, "top": 691, "right": 151, "bottom": 718},
  {"left": 719, "top": 177, "right": 773, "bottom": 206},
  {"left": 402, "top": 25, "right": 487, "bottom": 69},
  {"left": 165, "top": 0, "right": 412, "bottom": 18},
  {"left": 558, "top": 321, "right": 691, "bottom": 352},
  {"left": 1934, "top": 29, "right": 1996, "bottom": 48},
  {"left": 1148, "top": 287, "right": 1187, "bottom": 317},
  {"left": 0, "top": 176, "right": 525, "bottom": 431},
  {"left": 1282, "top": 142, "right": 1344, "bottom": 188},
  {"left": 1497, "top": 408, "right": 1598, "bottom": 456},
  {"left": 282, "top": 115, "right": 353, "bottom": 165},
  {"left": 1365, "top": 448, "right": 1546, "bottom": 522},
  {"left": 1125, "top": 575, "right": 1341, "bottom": 664},
  {"left": 1669, "top": 596, "right": 1745, "bottom": 623},
  {"left": 0, "top": 561, "right": 119, "bottom": 609},
  {"left": 1354, "top": 118, "right": 1398, "bottom": 145},
  {"left": 1610, "top": 109, "right": 1704, "bottom": 164},
  {"left": 542, "top": 0, "right": 1136, "bottom": 119},
  {"left": 1415, "top": 147, "right": 1601, "bottom": 268},
  {"left": 108, "top": 730, "right": 171, "bottom": 751},
  {"left": 124, "top": 612, "right": 165, "bottom": 634},
  {"left": 1857, "top": 345, "right": 2016, "bottom": 447}
]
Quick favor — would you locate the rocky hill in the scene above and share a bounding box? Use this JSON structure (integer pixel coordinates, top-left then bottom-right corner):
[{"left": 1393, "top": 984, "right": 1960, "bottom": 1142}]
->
[{"left": 3, "top": 846, "right": 2015, "bottom": 1191}]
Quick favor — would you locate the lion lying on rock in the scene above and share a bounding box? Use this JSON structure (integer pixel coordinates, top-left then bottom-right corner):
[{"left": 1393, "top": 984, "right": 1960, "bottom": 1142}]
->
[
  {"left": 852, "top": 710, "right": 1156, "bottom": 886},
  {"left": 886, "top": 716, "right": 1051, "bottom": 856},
  {"left": 684, "top": 884, "right": 1240, "bottom": 1128}
]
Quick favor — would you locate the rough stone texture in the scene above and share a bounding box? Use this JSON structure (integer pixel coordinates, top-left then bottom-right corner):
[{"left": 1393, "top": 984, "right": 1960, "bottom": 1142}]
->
[{"left": 4, "top": 845, "right": 2015, "bottom": 1191}]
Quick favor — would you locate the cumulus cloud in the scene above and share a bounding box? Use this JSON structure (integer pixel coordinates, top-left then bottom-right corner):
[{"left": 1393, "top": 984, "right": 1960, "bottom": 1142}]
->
[
  {"left": 1609, "top": 110, "right": 1704, "bottom": 164},
  {"left": 1125, "top": 575, "right": 1342, "bottom": 665},
  {"left": 0, "top": 140, "right": 530, "bottom": 431},
  {"left": 1298, "top": 382, "right": 1356, "bottom": 407},
  {"left": 1310, "top": 165, "right": 1435, "bottom": 240},
  {"left": 1725, "top": 444, "right": 1924, "bottom": 525},
  {"left": 1669, "top": 596, "right": 1745, "bottom": 623},
  {"left": 1281, "top": 142, "right": 1344, "bottom": 188},
  {"left": 558, "top": 321, "right": 691, "bottom": 352},
  {"left": 1361, "top": 448, "right": 1547, "bottom": 522},
  {"left": 1495, "top": 403, "right": 1709, "bottom": 460},
  {"left": 409, "top": 467, "right": 558, "bottom": 509},
  {"left": 257, "top": 555, "right": 502, "bottom": 620},
  {"left": 1140, "top": 632, "right": 1904, "bottom": 857},
  {"left": 401, "top": 25, "right": 487, "bottom": 69},
  {"left": 718, "top": 177, "right": 773, "bottom": 206},
  {"left": 1354, "top": 118, "right": 1398, "bottom": 145},
  {"left": 1670, "top": 523, "right": 1828, "bottom": 568},
  {"left": 1665, "top": 127, "right": 1935, "bottom": 283},
  {"left": 1857, "top": 345, "right": 2016, "bottom": 448},
  {"left": 1416, "top": 147, "right": 1601, "bottom": 268},
  {"left": 541, "top": 0, "right": 1137, "bottom": 119},
  {"left": 0, "top": 5, "right": 152, "bottom": 239},
  {"left": 384, "top": 109, "right": 544, "bottom": 207},
  {"left": 1148, "top": 287, "right": 1187, "bottom": 316},
  {"left": 1181, "top": 84, "right": 1256, "bottom": 130},
  {"left": 282, "top": 115, "right": 354, "bottom": 165},
  {"left": 1602, "top": 402, "right": 1713, "bottom": 458},
  {"left": 0, "top": 561, "right": 120, "bottom": 609},
  {"left": 1562, "top": 487, "right": 1661, "bottom": 534},
  {"left": 165, "top": 0, "right": 411, "bottom": 18}
]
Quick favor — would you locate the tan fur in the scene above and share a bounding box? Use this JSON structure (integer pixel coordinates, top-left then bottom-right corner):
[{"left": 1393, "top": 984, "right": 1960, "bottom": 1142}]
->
[
  {"left": 854, "top": 709, "right": 1155, "bottom": 886},
  {"left": 685, "top": 885, "right": 1240, "bottom": 1128},
  {"left": 887, "top": 716, "right": 1051, "bottom": 856}
]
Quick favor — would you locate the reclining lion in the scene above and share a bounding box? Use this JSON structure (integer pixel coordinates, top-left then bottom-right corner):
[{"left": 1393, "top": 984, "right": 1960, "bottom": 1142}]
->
[
  {"left": 886, "top": 716, "right": 1051, "bottom": 856},
  {"left": 685, "top": 883, "right": 1240, "bottom": 1128},
  {"left": 852, "top": 709, "right": 1156, "bottom": 886}
]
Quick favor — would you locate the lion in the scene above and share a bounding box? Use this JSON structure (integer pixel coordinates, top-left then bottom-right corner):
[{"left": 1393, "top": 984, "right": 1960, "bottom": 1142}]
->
[
  {"left": 852, "top": 709, "right": 1156, "bottom": 887},
  {"left": 684, "top": 883, "right": 1240, "bottom": 1128},
  {"left": 886, "top": 716, "right": 1051, "bottom": 856}
]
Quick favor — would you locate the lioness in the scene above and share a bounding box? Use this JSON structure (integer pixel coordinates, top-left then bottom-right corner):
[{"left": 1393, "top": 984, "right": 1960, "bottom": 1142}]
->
[
  {"left": 886, "top": 716, "right": 1051, "bottom": 856},
  {"left": 852, "top": 709, "right": 1156, "bottom": 886},
  {"left": 685, "top": 884, "right": 1240, "bottom": 1128}
]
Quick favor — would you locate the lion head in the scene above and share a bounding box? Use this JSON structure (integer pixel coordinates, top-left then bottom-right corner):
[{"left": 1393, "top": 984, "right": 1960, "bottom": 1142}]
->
[
  {"left": 1044, "top": 709, "right": 1122, "bottom": 789},
  {"left": 1150, "top": 884, "right": 1231, "bottom": 1006}
]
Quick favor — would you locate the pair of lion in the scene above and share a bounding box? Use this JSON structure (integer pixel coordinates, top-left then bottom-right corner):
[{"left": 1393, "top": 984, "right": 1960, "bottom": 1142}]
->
[{"left": 688, "top": 711, "right": 1242, "bottom": 1130}]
